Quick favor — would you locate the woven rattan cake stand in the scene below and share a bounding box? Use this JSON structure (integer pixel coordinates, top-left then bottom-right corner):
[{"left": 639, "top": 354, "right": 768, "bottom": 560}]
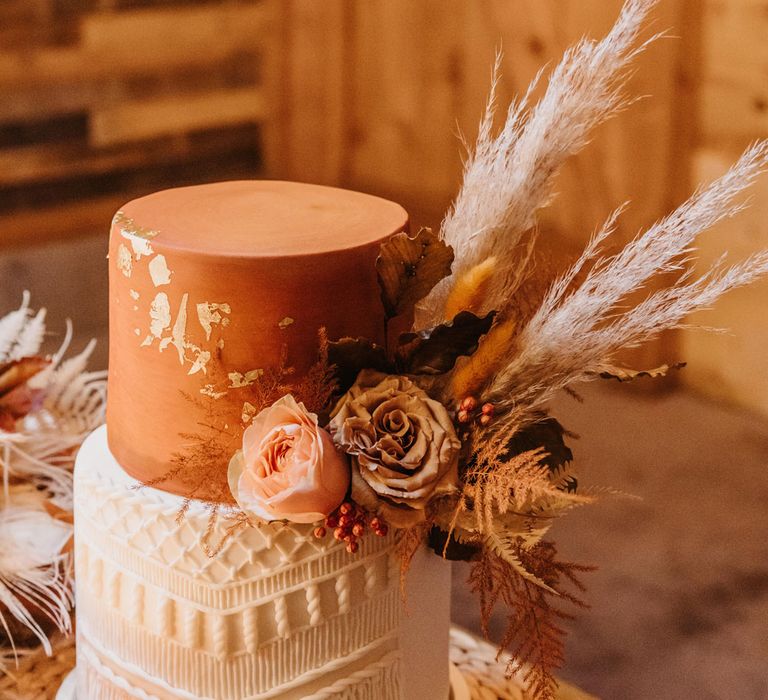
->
[{"left": 1, "top": 627, "right": 596, "bottom": 700}]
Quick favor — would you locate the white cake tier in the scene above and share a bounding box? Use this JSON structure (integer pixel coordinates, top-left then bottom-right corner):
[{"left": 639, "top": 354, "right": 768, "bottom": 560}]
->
[{"left": 73, "top": 426, "right": 452, "bottom": 699}]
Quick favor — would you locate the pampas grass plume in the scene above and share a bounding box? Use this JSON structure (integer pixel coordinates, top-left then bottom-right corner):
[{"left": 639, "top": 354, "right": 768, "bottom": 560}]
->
[{"left": 415, "top": 0, "right": 661, "bottom": 330}]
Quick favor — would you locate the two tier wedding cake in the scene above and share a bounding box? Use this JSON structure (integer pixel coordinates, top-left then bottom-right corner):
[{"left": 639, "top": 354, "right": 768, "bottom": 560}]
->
[
  {"left": 65, "top": 5, "right": 768, "bottom": 700},
  {"left": 72, "top": 181, "right": 452, "bottom": 699}
]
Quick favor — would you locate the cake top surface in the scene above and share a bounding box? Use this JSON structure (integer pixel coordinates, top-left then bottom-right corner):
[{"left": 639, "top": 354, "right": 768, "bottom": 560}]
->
[
  {"left": 118, "top": 180, "right": 409, "bottom": 258},
  {"left": 107, "top": 180, "right": 408, "bottom": 496}
]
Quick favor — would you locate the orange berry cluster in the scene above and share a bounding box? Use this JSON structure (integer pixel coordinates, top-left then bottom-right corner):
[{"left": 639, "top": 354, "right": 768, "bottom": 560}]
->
[
  {"left": 456, "top": 396, "right": 495, "bottom": 426},
  {"left": 313, "top": 502, "right": 389, "bottom": 554}
]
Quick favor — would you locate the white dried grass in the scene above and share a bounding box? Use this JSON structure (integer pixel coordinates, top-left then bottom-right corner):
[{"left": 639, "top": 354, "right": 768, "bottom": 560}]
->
[
  {"left": 415, "top": 0, "right": 661, "bottom": 329},
  {"left": 486, "top": 141, "right": 768, "bottom": 420}
]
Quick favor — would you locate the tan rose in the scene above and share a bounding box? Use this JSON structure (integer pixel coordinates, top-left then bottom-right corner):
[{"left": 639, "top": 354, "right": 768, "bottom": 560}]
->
[
  {"left": 228, "top": 395, "right": 350, "bottom": 524},
  {"left": 329, "top": 370, "right": 460, "bottom": 525}
]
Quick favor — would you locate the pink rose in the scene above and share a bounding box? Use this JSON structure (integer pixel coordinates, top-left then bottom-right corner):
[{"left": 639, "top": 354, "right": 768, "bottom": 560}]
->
[{"left": 228, "top": 395, "right": 349, "bottom": 524}]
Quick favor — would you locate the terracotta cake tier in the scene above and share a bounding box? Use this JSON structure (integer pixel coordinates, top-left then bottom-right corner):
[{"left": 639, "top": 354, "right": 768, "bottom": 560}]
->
[{"left": 107, "top": 180, "right": 409, "bottom": 495}]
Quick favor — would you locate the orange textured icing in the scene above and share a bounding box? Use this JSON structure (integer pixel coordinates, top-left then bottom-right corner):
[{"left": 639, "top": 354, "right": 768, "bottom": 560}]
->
[{"left": 107, "top": 181, "right": 408, "bottom": 495}]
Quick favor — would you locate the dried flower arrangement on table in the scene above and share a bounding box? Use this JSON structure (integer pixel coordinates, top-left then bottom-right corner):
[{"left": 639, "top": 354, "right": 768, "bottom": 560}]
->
[
  {"left": 0, "top": 293, "right": 105, "bottom": 672},
  {"left": 140, "top": 1, "right": 768, "bottom": 698}
]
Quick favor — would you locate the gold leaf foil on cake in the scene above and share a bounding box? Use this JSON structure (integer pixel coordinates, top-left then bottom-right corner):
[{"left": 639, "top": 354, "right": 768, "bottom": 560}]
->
[
  {"left": 114, "top": 210, "right": 159, "bottom": 241},
  {"left": 241, "top": 401, "right": 257, "bottom": 423},
  {"left": 197, "top": 302, "right": 232, "bottom": 341},
  {"left": 148, "top": 255, "right": 172, "bottom": 287},
  {"left": 115, "top": 211, "right": 156, "bottom": 260},
  {"left": 188, "top": 350, "right": 211, "bottom": 376},
  {"left": 228, "top": 369, "right": 264, "bottom": 388},
  {"left": 140, "top": 291, "right": 221, "bottom": 378},
  {"left": 200, "top": 384, "right": 227, "bottom": 400},
  {"left": 278, "top": 316, "right": 295, "bottom": 330},
  {"left": 117, "top": 244, "right": 132, "bottom": 278},
  {"left": 141, "top": 292, "right": 171, "bottom": 345},
  {"left": 158, "top": 293, "right": 189, "bottom": 365},
  {"left": 129, "top": 236, "right": 153, "bottom": 260}
]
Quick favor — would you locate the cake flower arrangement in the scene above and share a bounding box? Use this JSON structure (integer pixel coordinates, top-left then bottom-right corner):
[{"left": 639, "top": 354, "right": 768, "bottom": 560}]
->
[{"left": 162, "top": 1, "right": 768, "bottom": 697}]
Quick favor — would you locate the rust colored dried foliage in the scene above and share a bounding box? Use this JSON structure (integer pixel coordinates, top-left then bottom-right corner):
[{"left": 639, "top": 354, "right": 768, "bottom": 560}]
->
[
  {"left": 394, "top": 522, "right": 431, "bottom": 601},
  {"left": 142, "top": 331, "right": 340, "bottom": 547},
  {"left": 242, "top": 330, "right": 338, "bottom": 418},
  {"left": 469, "top": 541, "right": 593, "bottom": 700},
  {"left": 286, "top": 329, "right": 339, "bottom": 419}
]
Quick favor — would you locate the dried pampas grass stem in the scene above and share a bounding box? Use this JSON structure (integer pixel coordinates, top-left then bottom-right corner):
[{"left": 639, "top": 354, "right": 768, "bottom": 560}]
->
[
  {"left": 416, "top": 0, "right": 661, "bottom": 328},
  {"left": 486, "top": 140, "right": 768, "bottom": 423}
]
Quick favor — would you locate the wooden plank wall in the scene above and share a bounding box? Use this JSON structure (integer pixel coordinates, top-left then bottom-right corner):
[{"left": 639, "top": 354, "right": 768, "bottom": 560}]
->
[
  {"left": 680, "top": 0, "right": 768, "bottom": 418},
  {"left": 0, "top": 0, "right": 272, "bottom": 247},
  {"left": 270, "top": 0, "right": 692, "bottom": 227},
  {"left": 268, "top": 0, "right": 693, "bottom": 368},
  {"left": 7, "top": 0, "right": 768, "bottom": 406}
]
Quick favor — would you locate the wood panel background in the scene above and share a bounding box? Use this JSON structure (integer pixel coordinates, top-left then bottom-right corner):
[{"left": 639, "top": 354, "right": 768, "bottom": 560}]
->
[
  {"left": 268, "top": 0, "right": 694, "bottom": 370},
  {"left": 0, "top": 0, "right": 272, "bottom": 247},
  {"left": 2, "top": 0, "right": 767, "bottom": 415},
  {"left": 680, "top": 0, "right": 768, "bottom": 417}
]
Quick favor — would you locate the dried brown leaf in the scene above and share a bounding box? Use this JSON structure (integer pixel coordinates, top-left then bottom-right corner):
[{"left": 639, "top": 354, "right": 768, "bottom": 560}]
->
[
  {"left": 593, "top": 361, "right": 686, "bottom": 382},
  {"left": 376, "top": 228, "right": 454, "bottom": 318},
  {"left": 397, "top": 310, "right": 495, "bottom": 375},
  {"left": 327, "top": 337, "right": 391, "bottom": 393}
]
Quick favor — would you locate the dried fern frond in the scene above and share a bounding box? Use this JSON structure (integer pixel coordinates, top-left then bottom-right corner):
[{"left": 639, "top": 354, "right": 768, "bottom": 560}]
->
[
  {"left": 394, "top": 524, "right": 430, "bottom": 602},
  {"left": 468, "top": 541, "right": 592, "bottom": 700},
  {"left": 485, "top": 531, "right": 557, "bottom": 593},
  {"left": 415, "top": 0, "right": 660, "bottom": 329},
  {"left": 242, "top": 343, "right": 294, "bottom": 415},
  {"left": 149, "top": 394, "right": 239, "bottom": 506},
  {"left": 288, "top": 328, "right": 338, "bottom": 418},
  {"left": 485, "top": 141, "right": 768, "bottom": 424},
  {"left": 461, "top": 447, "right": 592, "bottom": 540},
  {"left": 200, "top": 506, "right": 250, "bottom": 559}
]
